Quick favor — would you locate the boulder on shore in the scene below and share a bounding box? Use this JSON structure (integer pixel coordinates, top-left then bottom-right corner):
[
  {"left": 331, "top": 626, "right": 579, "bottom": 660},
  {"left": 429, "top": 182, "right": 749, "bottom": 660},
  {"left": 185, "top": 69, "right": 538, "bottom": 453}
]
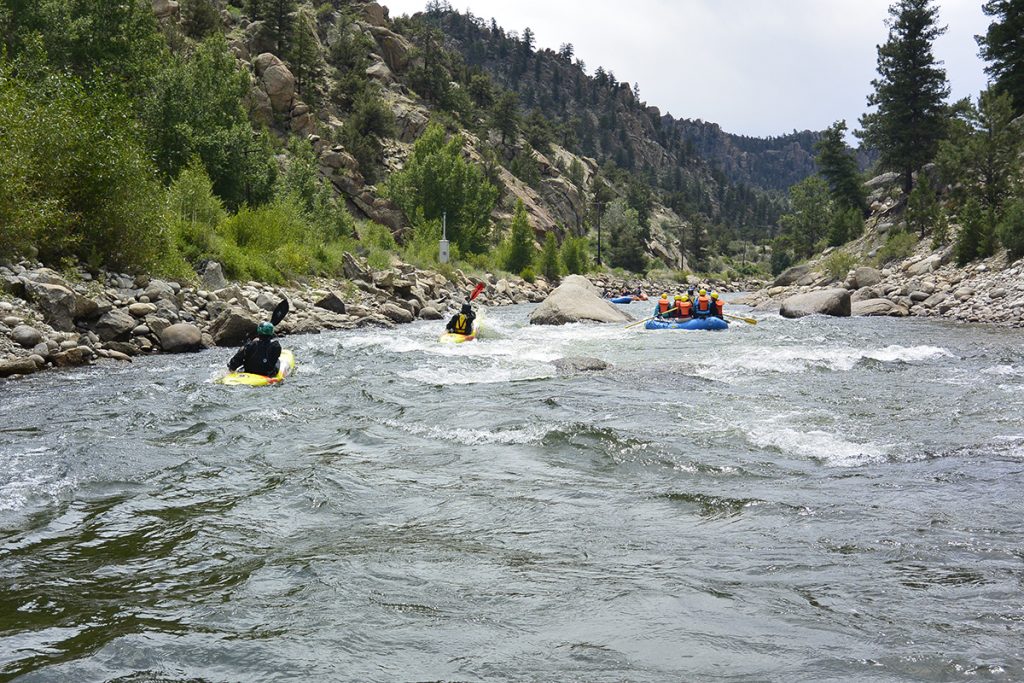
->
[
  {"left": 780, "top": 288, "right": 852, "bottom": 319},
  {"left": 529, "top": 275, "right": 634, "bottom": 325},
  {"left": 209, "top": 308, "right": 259, "bottom": 347},
  {"left": 852, "top": 298, "right": 910, "bottom": 317},
  {"left": 159, "top": 323, "right": 203, "bottom": 353}
]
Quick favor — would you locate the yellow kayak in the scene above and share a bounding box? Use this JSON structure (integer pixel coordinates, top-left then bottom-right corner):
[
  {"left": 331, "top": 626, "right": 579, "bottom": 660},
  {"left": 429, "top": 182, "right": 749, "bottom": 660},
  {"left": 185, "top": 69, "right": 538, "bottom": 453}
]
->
[
  {"left": 439, "top": 309, "right": 485, "bottom": 344},
  {"left": 218, "top": 349, "right": 296, "bottom": 386}
]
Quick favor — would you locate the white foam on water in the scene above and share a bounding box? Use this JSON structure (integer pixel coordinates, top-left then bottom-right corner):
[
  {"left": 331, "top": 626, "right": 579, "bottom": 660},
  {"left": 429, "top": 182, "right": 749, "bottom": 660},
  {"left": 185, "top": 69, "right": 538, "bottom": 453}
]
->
[
  {"left": 982, "top": 365, "right": 1024, "bottom": 377},
  {"left": 746, "top": 425, "right": 890, "bottom": 468},
  {"left": 0, "top": 451, "right": 76, "bottom": 512},
  {"left": 695, "top": 344, "right": 953, "bottom": 380},
  {"left": 399, "top": 364, "right": 553, "bottom": 386},
  {"left": 379, "top": 418, "right": 552, "bottom": 445}
]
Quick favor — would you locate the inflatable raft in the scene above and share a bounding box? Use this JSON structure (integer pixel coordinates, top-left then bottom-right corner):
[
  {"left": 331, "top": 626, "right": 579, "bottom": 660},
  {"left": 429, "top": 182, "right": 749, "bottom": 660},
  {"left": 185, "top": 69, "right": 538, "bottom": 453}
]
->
[
  {"left": 645, "top": 318, "right": 729, "bottom": 331},
  {"left": 608, "top": 296, "right": 634, "bottom": 304},
  {"left": 218, "top": 349, "right": 296, "bottom": 386}
]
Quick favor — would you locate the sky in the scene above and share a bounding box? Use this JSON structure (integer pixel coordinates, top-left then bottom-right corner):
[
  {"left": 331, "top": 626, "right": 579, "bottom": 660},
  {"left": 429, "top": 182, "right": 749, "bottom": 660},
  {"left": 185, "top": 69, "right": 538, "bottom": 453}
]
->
[{"left": 379, "top": 0, "right": 992, "bottom": 140}]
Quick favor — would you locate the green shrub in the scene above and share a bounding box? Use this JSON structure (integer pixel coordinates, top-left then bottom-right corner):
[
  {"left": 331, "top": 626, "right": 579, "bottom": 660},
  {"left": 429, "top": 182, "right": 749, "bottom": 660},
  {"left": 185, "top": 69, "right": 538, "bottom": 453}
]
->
[
  {"left": 519, "top": 266, "right": 537, "bottom": 283},
  {"left": 537, "top": 232, "right": 562, "bottom": 280},
  {"left": 875, "top": 231, "right": 918, "bottom": 266},
  {"left": 823, "top": 251, "right": 857, "bottom": 281},
  {"left": 560, "top": 235, "right": 591, "bottom": 275},
  {"left": 357, "top": 222, "right": 397, "bottom": 251},
  {"left": 998, "top": 198, "right": 1024, "bottom": 260},
  {"left": 501, "top": 200, "right": 536, "bottom": 273}
]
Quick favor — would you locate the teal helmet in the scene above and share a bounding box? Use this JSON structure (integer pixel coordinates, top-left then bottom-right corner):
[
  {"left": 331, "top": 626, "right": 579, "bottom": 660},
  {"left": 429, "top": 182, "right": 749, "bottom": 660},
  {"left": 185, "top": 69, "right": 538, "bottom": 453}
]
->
[{"left": 256, "top": 322, "right": 274, "bottom": 337}]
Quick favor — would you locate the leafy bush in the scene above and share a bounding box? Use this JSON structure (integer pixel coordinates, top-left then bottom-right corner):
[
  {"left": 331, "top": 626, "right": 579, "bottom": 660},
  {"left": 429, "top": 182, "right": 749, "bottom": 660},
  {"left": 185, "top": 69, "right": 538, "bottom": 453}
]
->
[
  {"left": 875, "top": 231, "right": 918, "bottom": 266},
  {"left": 501, "top": 200, "right": 536, "bottom": 273},
  {"left": 823, "top": 251, "right": 857, "bottom": 281},
  {"left": 560, "top": 236, "right": 591, "bottom": 275},
  {"left": 519, "top": 266, "right": 537, "bottom": 283}
]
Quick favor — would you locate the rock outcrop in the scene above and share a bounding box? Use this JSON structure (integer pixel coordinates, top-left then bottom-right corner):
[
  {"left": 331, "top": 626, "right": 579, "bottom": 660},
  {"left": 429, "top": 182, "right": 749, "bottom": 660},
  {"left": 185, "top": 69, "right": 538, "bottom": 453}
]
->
[
  {"left": 529, "top": 275, "right": 634, "bottom": 325},
  {"left": 780, "top": 289, "right": 852, "bottom": 319}
]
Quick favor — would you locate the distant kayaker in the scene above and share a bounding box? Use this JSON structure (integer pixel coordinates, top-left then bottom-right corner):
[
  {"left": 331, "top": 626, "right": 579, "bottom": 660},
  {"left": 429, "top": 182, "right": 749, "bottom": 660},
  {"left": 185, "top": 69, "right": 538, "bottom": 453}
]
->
[
  {"left": 694, "top": 289, "right": 713, "bottom": 318},
  {"left": 446, "top": 302, "right": 476, "bottom": 336},
  {"left": 228, "top": 322, "right": 281, "bottom": 376},
  {"left": 710, "top": 291, "right": 725, "bottom": 319},
  {"left": 676, "top": 294, "right": 693, "bottom": 320}
]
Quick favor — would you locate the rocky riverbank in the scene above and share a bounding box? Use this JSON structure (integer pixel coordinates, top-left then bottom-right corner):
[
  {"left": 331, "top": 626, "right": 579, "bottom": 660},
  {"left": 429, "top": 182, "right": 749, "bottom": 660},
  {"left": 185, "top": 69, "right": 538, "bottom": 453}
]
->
[
  {"left": 0, "top": 254, "right": 712, "bottom": 379},
  {"left": 742, "top": 246, "right": 1024, "bottom": 327}
]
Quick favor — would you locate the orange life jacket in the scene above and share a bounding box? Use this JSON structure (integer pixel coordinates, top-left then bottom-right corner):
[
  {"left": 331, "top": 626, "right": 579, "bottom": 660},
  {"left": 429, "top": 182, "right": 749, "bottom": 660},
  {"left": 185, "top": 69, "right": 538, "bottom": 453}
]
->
[
  {"left": 695, "top": 295, "right": 711, "bottom": 314},
  {"left": 677, "top": 301, "right": 692, "bottom": 318},
  {"left": 658, "top": 298, "right": 671, "bottom": 313},
  {"left": 714, "top": 300, "right": 724, "bottom": 317}
]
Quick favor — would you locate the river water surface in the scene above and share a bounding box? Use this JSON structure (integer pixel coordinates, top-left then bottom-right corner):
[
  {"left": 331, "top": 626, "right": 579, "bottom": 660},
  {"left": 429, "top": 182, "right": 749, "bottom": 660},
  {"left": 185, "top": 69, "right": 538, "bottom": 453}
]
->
[{"left": 1, "top": 301, "right": 1023, "bottom": 682}]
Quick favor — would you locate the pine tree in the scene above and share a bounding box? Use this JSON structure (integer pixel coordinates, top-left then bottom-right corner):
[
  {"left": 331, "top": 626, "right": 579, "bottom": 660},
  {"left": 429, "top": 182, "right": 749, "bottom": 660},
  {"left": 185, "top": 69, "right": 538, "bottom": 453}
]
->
[
  {"left": 538, "top": 232, "right": 562, "bottom": 280},
  {"left": 977, "top": 0, "right": 1024, "bottom": 116},
  {"left": 857, "top": 0, "right": 950, "bottom": 194},
  {"left": 246, "top": 0, "right": 296, "bottom": 56},
  {"left": 815, "top": 121, "right": 867, "bottom": 214},
  {"left": 181, "top": 0, "right": 220, "bottom": 39},
  {"left": 604, "top": 199, "right": 647, "bottom": 273},
  {"left": 490, "top": 91, "right": 519, "bottom": 145},
  {"left": 503, "top": 200, "right": 535, "bottom": 274}
]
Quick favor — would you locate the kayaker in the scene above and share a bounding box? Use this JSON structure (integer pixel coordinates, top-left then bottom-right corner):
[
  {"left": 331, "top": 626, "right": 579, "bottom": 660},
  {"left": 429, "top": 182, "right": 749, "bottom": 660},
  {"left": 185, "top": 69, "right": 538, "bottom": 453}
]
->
[
  {"left": 446, "top": 302, "right": 476, "bottom": 336},
  {"left": 694, "top": 289, "right": 713, "bottom": 318},
  {"left": 655, "top": 293, "right": 672, "bottom": 317},
  {"left": 710, "top": 291, "right": 725, "bottom": 319},
  {"left": 228, "top": 322, "right": 281, "bottom": 377},
  {"left": 676, "top": 294, "right": 693, "bottom": 320}
]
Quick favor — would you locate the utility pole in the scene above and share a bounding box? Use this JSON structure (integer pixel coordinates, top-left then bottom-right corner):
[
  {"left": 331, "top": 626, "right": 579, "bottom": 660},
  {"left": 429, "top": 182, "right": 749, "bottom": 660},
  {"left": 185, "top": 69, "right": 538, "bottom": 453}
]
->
[
  {"left": 439, "top": 211, "right": 450, "bottom": 264},
  {"left": 594, "top": 201, "right": 604, "bottom": 266}
]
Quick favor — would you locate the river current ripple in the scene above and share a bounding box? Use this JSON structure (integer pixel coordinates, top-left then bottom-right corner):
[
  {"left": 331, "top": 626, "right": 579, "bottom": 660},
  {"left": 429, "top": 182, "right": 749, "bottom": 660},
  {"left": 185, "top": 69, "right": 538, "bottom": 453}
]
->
[{"left": 1, "top": 301, "right": 1023, "bottom": 682}]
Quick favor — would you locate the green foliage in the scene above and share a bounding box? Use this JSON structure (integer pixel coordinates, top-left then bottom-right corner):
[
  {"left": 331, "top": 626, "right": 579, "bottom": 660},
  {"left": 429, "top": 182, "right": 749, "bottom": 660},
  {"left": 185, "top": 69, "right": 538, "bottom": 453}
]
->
[
  {"left": 289, "top": 6, "right": 323, "bottom": 101},
  {"left": 828, "top": 207, "right": 865, "bottom": 247},
  {"left": 779, "top": 176, "right": 832, "bottom": 256},
  {"left": 245, "top": 0, "right": 297, "bottom": 55},
  {"left": 519, "top": 265, "right": 537, "bottom": 283},
  {"left": 523, "top": 109, "right": 553, "bottom": 153},
  {"left": 357, "top": 222, "right": 398, "bottom": 252},
  {"left": 604, "top": 199, "right": 647, "bottom": 273},
  {"left": 815, "top": 120, "right": 867, "bottom": 214},
  {"left": 490, "top": 90, "right": 519, "bottom": 144},
  {"left": 400, "top": 219, "right": 444, "bottom": 268},
  {"left": 567, "top": 157, "right": 586, "bottom": 189},
  {"left": 509, "top": 149, "right": 541, "bottom": 189},
  {"left": 931, "top": 209, "right": 951, "bottom": 248},
  {"left": 856, "top": 0, "right": 950, "bottom": 194},
  {"left": 978, "top": 0, "right": 1024, "bottom": 116},
  {"left": 538, "top": 232, "right": 562, "bottom": 280},
  {"left": 0, "top": 58, "right": 168, "bottom": 271},
  {"left": 560, "top": 236, "right": 591, "bottom": 275},
  {"left": 387, "top": 123, "right": 498, "bottom": 254},
  {"left": 181, "top": 0, "right": 221, "bottom": 38},
  {"left": 327, "top": 13, "right": 374, "bottom": 107},
  {"left": 167, "top": 160, "right": 228, "bottom": 265},
  {"left": 997, "top": 197, "right": 1024, "bottom": 260},
  {"left": 339, "top": 89, "right": 395, "bottom": 183},
  {"left": 140, "top": 34, "right": 277, "bottom": 209},
  {"left": 955, "top": 198, "right": 985, "bottom": 265},
  {"left": 823, "top": 251, "right": 857, "bottom": 281},
  {"left": 906, "top": 173, "right": 940, "bottom": 237},
  {"left": 501, "top": 200, "right": 536, "bottom": 273},
  {"left": 876, "top": 230, "right": 919, "bottom": 266}
]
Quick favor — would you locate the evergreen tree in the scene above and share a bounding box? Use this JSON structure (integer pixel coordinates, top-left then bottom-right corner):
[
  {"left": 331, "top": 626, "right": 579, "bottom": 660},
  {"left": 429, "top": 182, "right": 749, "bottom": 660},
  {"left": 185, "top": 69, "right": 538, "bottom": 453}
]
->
[
  {"left": 246, "top": 0, "right": 297, "bottom": 56},
  {"left": 181, "top": 0, "right": 220, "bottom": 39},
  {"left": 906, "top": 173, "right": 939, "bottom": 238},
  {"left": 815, "top": 121, "right": 867, "bottom": 214},
  {"left": 560, "top": 236, "right": 590, "bottom": 274},
  {"left": 503, "top": 200, "right": 535, "bottom": 273},
  {"left": 955, "top": 197, "right": 984, "bottom": 265},
  {"left": 604, "top": 199, "right": 647, "bottom": 272},
  {"left": 977, "top": 0, "right": 1024, "bottom": 116},
  {"left": 490, "top": 90, "right": 519, "bottom": 145},
  {"left": 289, "top": 7, "right": 322, "bottom": 100},
  {"left": 857, "top": 0, "right": 950, "bottom": 194},
  {"left": 538, "top": 231, "right": 562, "bottom": 280},
  {"left": 779, "top": 176, "right": 832, "bottom": 256}
]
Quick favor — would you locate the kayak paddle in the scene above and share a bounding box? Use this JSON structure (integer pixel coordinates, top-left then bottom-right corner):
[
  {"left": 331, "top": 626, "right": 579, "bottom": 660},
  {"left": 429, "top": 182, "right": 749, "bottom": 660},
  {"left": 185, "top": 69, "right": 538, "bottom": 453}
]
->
[
  {"left": 469, "top": 282, "right": 486, "bottom": 301},
  {"left": 271, "top": 298, "right": 290, "bottom": 326}
]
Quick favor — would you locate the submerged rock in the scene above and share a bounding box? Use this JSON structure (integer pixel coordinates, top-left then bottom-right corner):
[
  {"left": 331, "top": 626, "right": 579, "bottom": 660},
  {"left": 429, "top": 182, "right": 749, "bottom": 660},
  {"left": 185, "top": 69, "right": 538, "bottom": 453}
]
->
[{"left": 552, "top": 356, "right": 611, "bottom": 373}]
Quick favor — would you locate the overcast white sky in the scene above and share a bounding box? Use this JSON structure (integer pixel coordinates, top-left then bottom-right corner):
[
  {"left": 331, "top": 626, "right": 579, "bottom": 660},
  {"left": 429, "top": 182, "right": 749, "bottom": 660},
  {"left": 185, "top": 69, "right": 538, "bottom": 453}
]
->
[{"left": 380, "top": 0, "right": 991, "bottom": 139}]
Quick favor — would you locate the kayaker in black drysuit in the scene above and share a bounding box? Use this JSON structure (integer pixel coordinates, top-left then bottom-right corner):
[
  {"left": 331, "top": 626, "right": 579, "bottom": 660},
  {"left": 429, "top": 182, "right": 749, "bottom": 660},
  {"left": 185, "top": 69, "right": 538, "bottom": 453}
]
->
[
  {"left": 228, "top": 322, "right": 281, "bottom": 376},
  {"left": 446, "top": 302, "right": 476, "bottom": 336}
]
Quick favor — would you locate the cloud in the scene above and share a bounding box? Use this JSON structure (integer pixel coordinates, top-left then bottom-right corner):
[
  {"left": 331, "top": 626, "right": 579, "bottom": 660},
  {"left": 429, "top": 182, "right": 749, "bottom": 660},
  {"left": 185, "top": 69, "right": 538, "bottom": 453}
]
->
[{"left": 382, "top": 0, "right": 989, "bottom": 137}]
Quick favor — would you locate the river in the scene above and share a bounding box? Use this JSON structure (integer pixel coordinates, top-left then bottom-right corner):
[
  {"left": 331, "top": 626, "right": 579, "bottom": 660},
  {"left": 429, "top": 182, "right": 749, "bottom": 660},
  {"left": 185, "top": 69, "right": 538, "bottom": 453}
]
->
[{"left": 1, "top": 300, "right": 1023, "bottom": 682}]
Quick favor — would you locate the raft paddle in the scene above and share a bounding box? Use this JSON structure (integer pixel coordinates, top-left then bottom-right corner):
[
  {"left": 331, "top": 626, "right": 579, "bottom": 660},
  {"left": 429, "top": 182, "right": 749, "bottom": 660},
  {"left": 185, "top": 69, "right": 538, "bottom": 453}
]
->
[
  {"left": 625, "top": 312, "right": 675, "bottom": 329},
  {"left": 724, "top": 312, "right": 757, "bottom": 326}
]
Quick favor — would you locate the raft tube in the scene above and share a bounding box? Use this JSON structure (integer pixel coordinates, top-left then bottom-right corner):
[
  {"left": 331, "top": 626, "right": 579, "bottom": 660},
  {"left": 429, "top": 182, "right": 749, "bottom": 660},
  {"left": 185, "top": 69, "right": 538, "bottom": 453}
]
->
[
  {"left": 609, "top": 296, "right": 634, "bottom": 304},
  {"left": 218, "top": 349, "right": 296, "bottom": 386},
  {"left": 645, "top": 318, "right": 729, "bottom": 331}
]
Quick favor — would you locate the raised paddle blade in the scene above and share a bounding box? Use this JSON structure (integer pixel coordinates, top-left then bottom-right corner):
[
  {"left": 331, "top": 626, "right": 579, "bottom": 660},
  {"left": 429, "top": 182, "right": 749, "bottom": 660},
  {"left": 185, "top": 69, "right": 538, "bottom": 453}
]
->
[
  {"left": 469, "top": 282, "right": 486, "bottom": 301},
  {"left": 271, "top": 299, "right": 290, "bottom": 326}
]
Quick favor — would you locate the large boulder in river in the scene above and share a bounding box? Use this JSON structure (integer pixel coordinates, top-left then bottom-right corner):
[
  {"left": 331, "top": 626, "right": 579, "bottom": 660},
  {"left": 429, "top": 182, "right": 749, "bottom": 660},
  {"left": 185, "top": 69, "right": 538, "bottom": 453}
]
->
[
  {"left": 209, "top": 308, "right": 259, "bottom": 347},
  {"left": 529, "top": 275, "right": 633, "bottom": 325},
  {"left": 780, "top": 288, "right": 851, "bottom": 319},
  {"left": 852, "top": 298, "right": 910, "bottom": 317},
  {"left": 159, "top": 323, "right": 203, "bottom": 353}
]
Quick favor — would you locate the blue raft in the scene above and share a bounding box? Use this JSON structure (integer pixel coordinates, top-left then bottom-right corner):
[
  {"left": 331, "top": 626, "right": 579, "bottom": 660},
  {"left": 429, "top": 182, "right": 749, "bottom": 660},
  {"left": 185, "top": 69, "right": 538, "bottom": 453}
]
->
[
  {"left": 645, "top": 317, "right": 729, "bottom": 331},
  {"left": 608, "top": 296, "right": 634, "bottom": 304}
]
